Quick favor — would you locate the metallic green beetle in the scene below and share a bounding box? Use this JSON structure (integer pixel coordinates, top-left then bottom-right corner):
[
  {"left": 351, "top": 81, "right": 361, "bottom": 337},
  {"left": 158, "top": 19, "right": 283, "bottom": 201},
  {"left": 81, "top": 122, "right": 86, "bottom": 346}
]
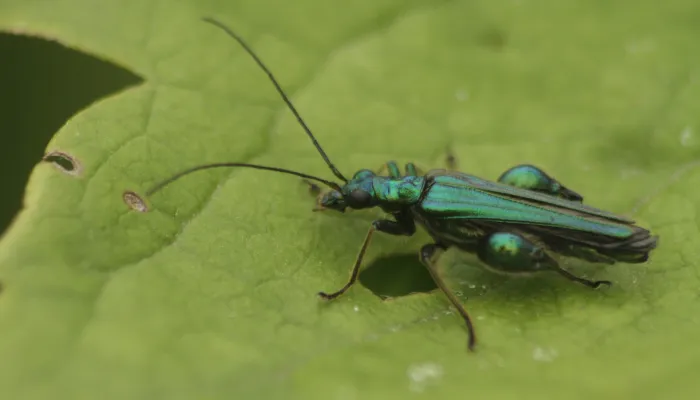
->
[{"left": 146, "top": 17, "right": 658, "bottom": 351}]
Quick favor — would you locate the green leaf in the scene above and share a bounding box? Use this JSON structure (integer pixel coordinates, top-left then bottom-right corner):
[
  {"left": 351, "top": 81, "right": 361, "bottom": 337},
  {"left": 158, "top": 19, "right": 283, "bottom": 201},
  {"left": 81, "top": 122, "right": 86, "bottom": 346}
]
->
[{"left": 1, "top": 0, "right": 700, "bottom": 398}]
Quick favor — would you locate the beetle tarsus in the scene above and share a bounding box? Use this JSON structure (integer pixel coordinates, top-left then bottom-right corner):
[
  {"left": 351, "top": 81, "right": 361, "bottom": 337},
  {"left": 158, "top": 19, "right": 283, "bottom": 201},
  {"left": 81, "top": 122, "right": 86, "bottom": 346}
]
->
[
  {"left": 317, "top": 226, "right": 376, "bottom": 301},
  {"left": 445, "top": 148, "right": 458, "bottom": 171},
  {"left": 419, "top": 243, "right": 477, "bottom": 352},
  {"left": 554, "top": 267, "right": 613, "bottom": 289}
]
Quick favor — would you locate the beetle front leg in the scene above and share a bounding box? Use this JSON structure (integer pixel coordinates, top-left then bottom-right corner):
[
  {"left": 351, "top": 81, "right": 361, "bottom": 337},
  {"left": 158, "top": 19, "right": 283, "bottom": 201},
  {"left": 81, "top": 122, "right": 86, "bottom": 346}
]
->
[
  {"left": 379, "top": 161, "right": 402, "bottom": 178},
  {"left": 476, "top": 232, "right": 611, "bottom": 288},
  {"left": 404, "top": 147, "right": 456, "bottom": 177},
  {"left": 318, "top": 212, "right": 416, "bottom": 300},
  {"left": 446, "top": 147, "right": 458, "bottom": 170},
  {"left": 497, "top": 164, "right": 583, "bottom": 201},
  {"left": 419, "top": 243, "right": 477, "bottom": 351}
]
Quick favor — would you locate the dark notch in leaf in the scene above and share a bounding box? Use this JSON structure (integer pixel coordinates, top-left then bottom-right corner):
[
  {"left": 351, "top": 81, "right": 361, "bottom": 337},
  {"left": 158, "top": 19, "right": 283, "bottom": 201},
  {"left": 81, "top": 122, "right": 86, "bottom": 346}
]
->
[
  {"left": 360, "top": 253, "right": 437, "bottom": 298},
  {"left": 43, "top": 150, "right": 81, "bottom": 175},
  {"left": 0, "top": 33, "right": 141, "bottom": 235}
]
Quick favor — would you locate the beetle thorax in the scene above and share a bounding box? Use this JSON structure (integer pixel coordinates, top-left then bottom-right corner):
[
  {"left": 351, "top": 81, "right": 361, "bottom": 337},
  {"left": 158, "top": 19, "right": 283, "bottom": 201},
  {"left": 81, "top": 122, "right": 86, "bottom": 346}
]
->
[
  {"left": 373, "top": 176, "right": 425, "bottom": 205},
  {"left": 318, "top": 170, "right": 426, "bottom": 212}
]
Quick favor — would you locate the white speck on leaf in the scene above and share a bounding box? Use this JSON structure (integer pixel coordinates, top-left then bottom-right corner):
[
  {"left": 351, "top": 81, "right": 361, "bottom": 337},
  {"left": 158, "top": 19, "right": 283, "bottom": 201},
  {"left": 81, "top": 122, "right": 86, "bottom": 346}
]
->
[
  {"left": 625, "top": 39, "right": 656, "bottom": 54},
  {"left": 407, "top": 362, "right": 444, "bottom": 392},
  {"left": 620, "top": 168, "right": 643, "bottom": 180},
  {"left": 454, "top": 89, "right": 469, "bottom": 102},
  {"left": 353, "top": 305, "right": 359, "bottom": 312},
  {"left": 532, "top": 346, "right": 558, "bottom": 362},
  {"left": 680, "top": 126, "right": 693, "bottom": 147},
  {"left": 365, "top": 333, "right": 378, "bottom": 341}
]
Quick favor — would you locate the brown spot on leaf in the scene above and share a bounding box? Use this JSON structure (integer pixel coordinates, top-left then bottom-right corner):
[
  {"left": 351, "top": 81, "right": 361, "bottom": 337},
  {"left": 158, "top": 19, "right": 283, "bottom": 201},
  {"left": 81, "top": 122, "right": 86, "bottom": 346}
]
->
[{"left": 123, "top": 191, "right": 149, "bottom": 212}]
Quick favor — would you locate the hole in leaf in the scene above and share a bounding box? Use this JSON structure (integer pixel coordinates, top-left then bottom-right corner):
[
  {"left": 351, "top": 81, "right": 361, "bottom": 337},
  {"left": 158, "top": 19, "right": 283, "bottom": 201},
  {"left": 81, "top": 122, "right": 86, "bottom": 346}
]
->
[
  {"left": 123, "top": 191, "right": 149, "bottom": 213},
  {"left": 360, "top": 253, "right": 437, "bottom": 298},
  {"left": 0, "top": 33, "right": 142, "bottom": 234},
  {"left": 43, "top": 150, "right": 81, "bottom": 175}
]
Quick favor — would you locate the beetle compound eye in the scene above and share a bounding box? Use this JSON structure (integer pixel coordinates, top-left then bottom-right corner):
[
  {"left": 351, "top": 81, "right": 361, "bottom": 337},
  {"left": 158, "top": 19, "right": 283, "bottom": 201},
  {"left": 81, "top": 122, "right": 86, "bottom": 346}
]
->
[{"left": 346, "top": 189, "right": 372, "bottom": 208}]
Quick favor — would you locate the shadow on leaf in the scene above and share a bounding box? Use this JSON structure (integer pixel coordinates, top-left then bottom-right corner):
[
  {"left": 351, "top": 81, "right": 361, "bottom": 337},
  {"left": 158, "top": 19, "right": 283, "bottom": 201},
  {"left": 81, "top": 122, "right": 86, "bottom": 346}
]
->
[{"left": 359, "top": 253, "right": 436, "bottom": 298}]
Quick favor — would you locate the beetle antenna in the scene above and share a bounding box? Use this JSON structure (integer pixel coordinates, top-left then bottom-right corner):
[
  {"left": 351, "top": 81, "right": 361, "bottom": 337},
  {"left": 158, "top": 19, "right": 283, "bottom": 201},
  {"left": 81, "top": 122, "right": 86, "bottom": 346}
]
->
[
  {"left": 146, "top": 162, "right": 341, "bottom": 197},
  {"left": 202, "top": 16, "right": 348, "bottom": 183}
]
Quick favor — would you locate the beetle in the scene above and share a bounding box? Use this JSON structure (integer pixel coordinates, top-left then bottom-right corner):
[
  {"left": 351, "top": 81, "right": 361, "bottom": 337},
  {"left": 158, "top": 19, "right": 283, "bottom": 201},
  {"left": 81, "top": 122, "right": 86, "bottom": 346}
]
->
[{"left": 144, "top": 17, "right": 658, "bottom": 351}]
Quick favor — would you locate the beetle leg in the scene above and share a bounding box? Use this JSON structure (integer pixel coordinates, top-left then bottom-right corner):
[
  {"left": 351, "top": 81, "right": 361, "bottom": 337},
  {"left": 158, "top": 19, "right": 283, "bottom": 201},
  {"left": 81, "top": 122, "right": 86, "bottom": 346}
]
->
[
  {"left": 317, "top": 225, "right": 375, "bottom": 300},
  {"left": 383, "top": 161, "right": 402, "bottom": 178},
  {"left": 476, "top": 231, "right": 611, "bottom": 288},
  {"left": 552, "top": 266, "right": 612, "bottom": 289},
  {"left": 370, "top": 161, "right": 403, "bottom": 177},
  {"left": 419, "top": 243, "right": 476, "bottom": 351},
  {"left": 318, "top": 212, "right": 416, "bottom": 300},
  {"left": 405, "top": 163, "right": 419, "bottom": 176},
  {"left": 497, "top": 164, "right": 583, "bottom": 202},
  {"left": 445, "top": 147, "right": 458, "bottom": 171}
]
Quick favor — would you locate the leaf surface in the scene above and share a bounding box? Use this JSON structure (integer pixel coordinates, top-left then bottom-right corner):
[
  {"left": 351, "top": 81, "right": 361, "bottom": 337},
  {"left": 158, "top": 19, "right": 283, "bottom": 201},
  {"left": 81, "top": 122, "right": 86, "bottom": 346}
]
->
[{"left": 1, "top": 0, "right": 700, "bottom": 398}]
